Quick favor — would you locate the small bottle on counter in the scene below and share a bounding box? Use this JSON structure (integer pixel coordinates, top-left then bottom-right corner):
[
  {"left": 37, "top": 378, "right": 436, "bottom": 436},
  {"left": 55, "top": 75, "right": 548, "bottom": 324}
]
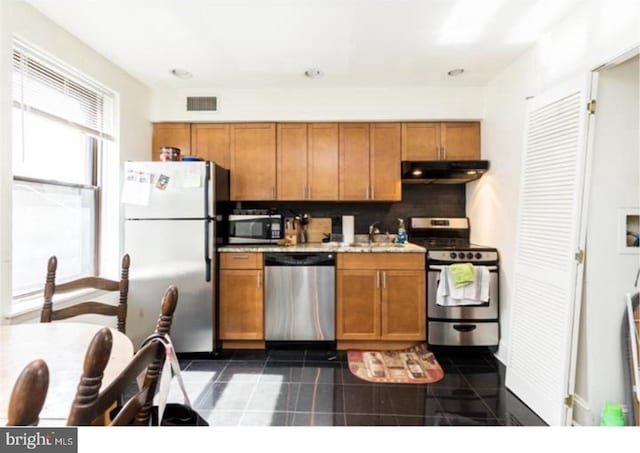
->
[{"left": 396, "top": 218, "right": 407, "bottom": 244}]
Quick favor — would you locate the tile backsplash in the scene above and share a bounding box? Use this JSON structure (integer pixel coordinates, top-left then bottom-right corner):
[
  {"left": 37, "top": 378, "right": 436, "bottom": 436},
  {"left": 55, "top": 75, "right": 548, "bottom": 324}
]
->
[{"left": 234, "top": 184, "right": 465, "bottom": 235}]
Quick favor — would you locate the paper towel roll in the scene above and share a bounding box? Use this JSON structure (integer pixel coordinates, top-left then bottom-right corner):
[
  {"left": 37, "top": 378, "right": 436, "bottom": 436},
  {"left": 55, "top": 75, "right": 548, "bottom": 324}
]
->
[{"left": 342, "top": 215, "right": 354, "bottom": 244}]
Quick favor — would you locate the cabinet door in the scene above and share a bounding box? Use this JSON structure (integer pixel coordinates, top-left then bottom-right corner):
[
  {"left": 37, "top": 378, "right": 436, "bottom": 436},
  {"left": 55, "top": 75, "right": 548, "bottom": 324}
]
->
[
  {"left": 381, "top": 270, "right": 425, "bottom": 340},
  {"left": 219, "top": 269, "right": 264, "bottom": 340},
  {"left": 230, "top": 123, "right": 276, "bottom": 200},
  {"left": 401, "top": 123, "right": 440, "bottom": 160},
  {"left": 336, "top": 270, "right": 380, "bottom": 340},
  {"left": 308, "top": 123, "right": 339, "bottom": 200},
  {"left": 277, "top": 123, "right": 308, "bottom": 200},
  {"left": 191, "top": 124, "right": 230, "bottom": 168},
  {"left": 339, "top": 123, "right": 370, "bottom": 200},
  {"left": 370, "top": 123, "right": 401, "bottom": 201},
  {"left": 152, "top": 123, "right": 191, "bottom": 160},
  {"left": 441, "top": 122, "right": 480, "bottom": 160}
]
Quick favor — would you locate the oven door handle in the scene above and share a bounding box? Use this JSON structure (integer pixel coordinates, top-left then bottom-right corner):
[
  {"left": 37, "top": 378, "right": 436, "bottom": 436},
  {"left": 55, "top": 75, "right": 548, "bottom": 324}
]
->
[
  {"left": 428, "top": 265, "right": 498, "bottom": 271},
  {"left": 453, "top": 324, "right": 477, "bottom": 332}
]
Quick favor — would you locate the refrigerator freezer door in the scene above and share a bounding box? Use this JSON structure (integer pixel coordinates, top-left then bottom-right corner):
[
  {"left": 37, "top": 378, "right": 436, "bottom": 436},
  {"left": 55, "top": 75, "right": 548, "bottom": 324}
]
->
[
  {"left": 123, "top": 161, "right": 212, "bottom": 219},
  {"left": 125, "top": 219, "right": 215, "bottom": 352}
]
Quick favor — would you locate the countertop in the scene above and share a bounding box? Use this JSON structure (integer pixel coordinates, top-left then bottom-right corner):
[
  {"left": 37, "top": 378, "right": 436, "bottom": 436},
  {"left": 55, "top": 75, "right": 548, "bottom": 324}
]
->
[{"left": 218, "top": 242, "right": 426, "bottom": 253}]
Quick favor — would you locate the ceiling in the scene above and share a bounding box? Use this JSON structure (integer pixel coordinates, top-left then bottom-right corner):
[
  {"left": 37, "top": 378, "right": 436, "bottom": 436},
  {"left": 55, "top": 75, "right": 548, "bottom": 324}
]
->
[{"left": 25, "top": 0, "right": 581, "bottom": 89}]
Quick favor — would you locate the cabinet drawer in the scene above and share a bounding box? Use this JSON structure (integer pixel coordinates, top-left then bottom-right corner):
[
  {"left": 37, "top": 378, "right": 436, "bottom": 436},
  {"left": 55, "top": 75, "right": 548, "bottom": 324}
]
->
[
  {"left": 338, "top": 253, "right": 424, "bottom": 270},
  {"left": 220, "top": 252, "right": 263, "bottom": 269}
]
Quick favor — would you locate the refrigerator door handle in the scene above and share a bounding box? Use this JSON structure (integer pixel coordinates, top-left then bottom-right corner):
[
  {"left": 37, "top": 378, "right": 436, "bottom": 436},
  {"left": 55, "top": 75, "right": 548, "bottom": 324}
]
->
[
  {"left": 204, "top": 161, "right": 211, "bottom": 218},
  {"left": 204, "top": 219, "right": 212, "bottom": 282}
]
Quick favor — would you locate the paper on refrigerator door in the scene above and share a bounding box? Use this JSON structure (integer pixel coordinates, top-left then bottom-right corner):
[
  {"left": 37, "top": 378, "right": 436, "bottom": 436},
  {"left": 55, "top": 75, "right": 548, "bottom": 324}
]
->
[
  {"left": 172, "top": 165, "right": 203, "bottom": 188},
  {"left": 121, "top": 169, "right": 152, "bottom": 206}
]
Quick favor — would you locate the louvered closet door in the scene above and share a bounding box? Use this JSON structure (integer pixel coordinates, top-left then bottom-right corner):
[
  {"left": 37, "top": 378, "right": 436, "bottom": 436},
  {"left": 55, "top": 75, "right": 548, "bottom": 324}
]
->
[{"left": 506, "top": 76, "right": 594, "bottom": 426}]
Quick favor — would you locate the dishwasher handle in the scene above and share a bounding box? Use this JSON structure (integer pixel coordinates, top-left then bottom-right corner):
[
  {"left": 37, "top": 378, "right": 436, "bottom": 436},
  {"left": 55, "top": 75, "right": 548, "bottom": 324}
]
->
[{"left": 264, "top": 253, "right": 335, "bottom": 266}]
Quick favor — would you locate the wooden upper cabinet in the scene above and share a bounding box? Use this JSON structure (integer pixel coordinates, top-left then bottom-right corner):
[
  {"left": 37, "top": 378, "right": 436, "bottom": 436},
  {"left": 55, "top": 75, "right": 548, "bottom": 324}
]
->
[
  {"left": 230, "top": 123, "right": 276, "bottom": 200},
  {"left": 401, "top": 121, "right": 481, "bottom": 161},
  {"left": 308, "top": 123, "right": 339, "bottom": 200},
  {"left": 401, "top": 123, "right": 440, "bottom": 161},
  {"left": 339, "top": 123, "right": 370, "bottom": 200},
  {"left": 152, "top": 123, "right": 191, "bottom": 160},
  {"left": 277, "top": 123, "right": 308, "bottom": 200},
  {"left": 441, "top": 122, "right": 481, "bottom": 160},
  {"left": 191, "top": 124, "right": 230, "bottom": 168},
  {"left": 370, "top": 123, "right": 401, "bottom": 201}
]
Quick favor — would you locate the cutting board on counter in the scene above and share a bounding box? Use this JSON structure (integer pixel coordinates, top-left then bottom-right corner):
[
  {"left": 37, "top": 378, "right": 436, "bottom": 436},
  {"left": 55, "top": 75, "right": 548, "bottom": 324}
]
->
[{"left": 305, "top": 217, "right": 332, "bottom": 243}]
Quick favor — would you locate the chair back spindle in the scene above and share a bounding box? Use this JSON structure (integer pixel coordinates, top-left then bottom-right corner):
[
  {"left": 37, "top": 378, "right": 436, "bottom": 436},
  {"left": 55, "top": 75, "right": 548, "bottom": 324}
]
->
[{"left": 7, "top": 359, "right": 49, "bottom": 426}]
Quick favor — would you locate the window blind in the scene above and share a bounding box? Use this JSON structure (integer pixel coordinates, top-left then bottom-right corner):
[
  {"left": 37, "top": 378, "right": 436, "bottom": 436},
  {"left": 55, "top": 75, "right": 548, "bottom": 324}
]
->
[{"left": 12, "top": 40, "right": 115, "bottom": 141}]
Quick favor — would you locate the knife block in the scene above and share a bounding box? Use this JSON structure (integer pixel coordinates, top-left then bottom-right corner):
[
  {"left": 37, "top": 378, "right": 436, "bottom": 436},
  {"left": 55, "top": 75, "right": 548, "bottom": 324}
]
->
[{"left": 284, "top": 217, "right": 300, "bottom": 245}]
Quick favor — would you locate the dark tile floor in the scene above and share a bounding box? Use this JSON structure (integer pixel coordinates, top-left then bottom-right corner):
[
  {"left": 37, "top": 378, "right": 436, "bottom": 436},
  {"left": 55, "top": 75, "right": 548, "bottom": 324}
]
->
[{"left": 170, "top": 348, "right": 546, "bottom": 427}]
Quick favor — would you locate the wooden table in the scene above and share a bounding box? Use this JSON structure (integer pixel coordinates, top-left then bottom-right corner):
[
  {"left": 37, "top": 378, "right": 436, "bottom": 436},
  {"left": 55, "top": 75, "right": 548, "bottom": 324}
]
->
[{"left": 0, "top": 322, "right": 134, "bottom": 426}]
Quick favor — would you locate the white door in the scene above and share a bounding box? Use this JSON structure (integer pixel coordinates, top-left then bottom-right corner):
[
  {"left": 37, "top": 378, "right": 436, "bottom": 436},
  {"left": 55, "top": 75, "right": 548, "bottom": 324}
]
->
[{"left": 506, "top": 75, "right": 596, "bottom": 425}]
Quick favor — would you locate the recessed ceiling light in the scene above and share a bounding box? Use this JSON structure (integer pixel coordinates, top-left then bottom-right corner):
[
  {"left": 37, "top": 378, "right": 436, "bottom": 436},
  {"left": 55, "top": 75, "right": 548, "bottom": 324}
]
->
[
  {"left": 447, "top": 68, "right": 465, "bottom": 77},
  {"left": 412, "top": 169, "right": 423, "bottom": 176},
  {"left": 304, "top": 68, "right": 323, "bottom": 79},
  {"left": 171, "top": 68, "right": 192, "bottom": 79}
]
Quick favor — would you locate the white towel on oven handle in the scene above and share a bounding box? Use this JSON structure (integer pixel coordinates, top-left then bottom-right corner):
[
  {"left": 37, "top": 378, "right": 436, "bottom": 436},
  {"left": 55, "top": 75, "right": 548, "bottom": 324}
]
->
[{"left": 436, "top": 266, "right": 491, "bottom": 306}]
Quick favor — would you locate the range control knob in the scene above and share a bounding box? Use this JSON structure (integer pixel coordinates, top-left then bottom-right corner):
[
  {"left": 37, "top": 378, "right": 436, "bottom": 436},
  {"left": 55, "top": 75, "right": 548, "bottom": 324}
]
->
[
  {"left": 475, "top": 252, "right": 482, "bottom": 259},
  {"left": 466, "top": 252, "right": 474, "bottom": 259},
  {"left": 449, "top": 252, "right": 457, "bottom": 259}
]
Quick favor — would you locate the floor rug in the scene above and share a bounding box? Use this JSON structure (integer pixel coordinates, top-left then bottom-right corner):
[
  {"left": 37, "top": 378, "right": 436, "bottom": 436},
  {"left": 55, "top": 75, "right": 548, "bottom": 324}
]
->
[{"left": 347, "top": 343, "right": 444, "bottom": 384}]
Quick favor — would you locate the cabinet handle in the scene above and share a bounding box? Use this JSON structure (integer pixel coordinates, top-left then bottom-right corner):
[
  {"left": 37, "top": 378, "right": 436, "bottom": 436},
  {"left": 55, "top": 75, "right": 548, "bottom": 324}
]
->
[
  {"left": 443, "top": 146, "right": 447, "bottom": 160},
  {"left": 382, "top": 271, "right": 386, "bottom": 289},
  {"left": 257, "top": 271, "right": 262, "bottom": 289},
  {"left": 436, "top": 145, "right": 440, "bottom": 160},
  {"left": 308, "top": 185, "right": 311, "bottom": 199},
  {"left": 232, "top": 255, "right": 249, "bottom": 260},
  {"left": 376, "top": 271, "right": 380, "bottom": 289}
]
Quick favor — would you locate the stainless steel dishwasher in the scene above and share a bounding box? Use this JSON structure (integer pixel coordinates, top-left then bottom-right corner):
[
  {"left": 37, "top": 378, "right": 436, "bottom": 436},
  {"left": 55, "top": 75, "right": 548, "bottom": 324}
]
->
[{"left": 264, "top": 253, "right": 335, "bottom": 342}]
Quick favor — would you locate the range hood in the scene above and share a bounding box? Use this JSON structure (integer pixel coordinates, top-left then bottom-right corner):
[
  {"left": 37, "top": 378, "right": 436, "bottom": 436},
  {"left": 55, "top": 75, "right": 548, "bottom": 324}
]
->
[{"left": 401, "top": 160, "right": 489, "bottom": 184}]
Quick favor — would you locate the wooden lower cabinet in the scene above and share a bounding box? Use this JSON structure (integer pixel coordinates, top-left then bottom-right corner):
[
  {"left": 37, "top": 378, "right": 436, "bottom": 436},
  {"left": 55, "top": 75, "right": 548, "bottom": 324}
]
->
[
  {"left": 336, "top": 270, "right": 380, "bottom": 340},
  {"left": 219, "top": 253, "right": 264, "bottom": 340},
  {"left": 381, "top": 270, "right": 425, "bottom": 340},
  {"left": 336, "top": 254, "right": 425, "bottom": 343}
]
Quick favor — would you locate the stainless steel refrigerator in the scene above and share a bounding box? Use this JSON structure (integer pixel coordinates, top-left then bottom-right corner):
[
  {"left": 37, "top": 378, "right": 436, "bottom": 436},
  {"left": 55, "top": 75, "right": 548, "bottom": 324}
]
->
[{"left": 123, "top": 161, "right": 229, "bottom": 353}]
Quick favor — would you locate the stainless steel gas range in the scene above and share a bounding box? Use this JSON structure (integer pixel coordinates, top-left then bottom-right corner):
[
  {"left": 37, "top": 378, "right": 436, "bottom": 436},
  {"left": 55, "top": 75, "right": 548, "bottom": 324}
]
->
[{"left": 408, "top": 217, "right": 500, "bottom": 348}]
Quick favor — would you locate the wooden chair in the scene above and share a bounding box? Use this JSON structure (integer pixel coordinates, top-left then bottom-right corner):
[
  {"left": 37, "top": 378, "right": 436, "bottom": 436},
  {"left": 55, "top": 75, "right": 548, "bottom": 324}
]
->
[
  {"left": 6, "top": 359, "right": 49, "bottom": 426},
  {"left": 67, "top": 286, "right": 178, "bottom": 426},
  {"left": 41, "top": 254, "right": 130, "bottom": 333}
]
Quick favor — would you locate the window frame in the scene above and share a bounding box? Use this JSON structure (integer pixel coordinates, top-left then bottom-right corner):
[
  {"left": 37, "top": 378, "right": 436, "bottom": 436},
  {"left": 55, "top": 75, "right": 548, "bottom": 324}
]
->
[{"left": 11, "top": 38, "right": 115, "bottom": 301}]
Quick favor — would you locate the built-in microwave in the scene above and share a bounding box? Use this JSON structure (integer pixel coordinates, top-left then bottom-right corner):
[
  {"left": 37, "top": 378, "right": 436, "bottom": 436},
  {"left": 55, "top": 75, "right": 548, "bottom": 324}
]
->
[{"left": 228, "top": 214, "right": 282, "bottom": 244}]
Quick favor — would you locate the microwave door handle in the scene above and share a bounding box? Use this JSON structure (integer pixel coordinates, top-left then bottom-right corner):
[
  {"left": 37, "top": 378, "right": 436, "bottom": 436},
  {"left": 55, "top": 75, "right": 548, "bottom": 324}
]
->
[{"left": 204, "top": 220, "right": 212, "bottom": 282}]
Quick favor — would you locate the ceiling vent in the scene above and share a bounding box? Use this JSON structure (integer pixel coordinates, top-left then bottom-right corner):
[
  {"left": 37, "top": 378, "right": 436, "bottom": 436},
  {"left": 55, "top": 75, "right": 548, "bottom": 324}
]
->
[{"left": 187, "top": 96, "right": 218, "bottom": 112}]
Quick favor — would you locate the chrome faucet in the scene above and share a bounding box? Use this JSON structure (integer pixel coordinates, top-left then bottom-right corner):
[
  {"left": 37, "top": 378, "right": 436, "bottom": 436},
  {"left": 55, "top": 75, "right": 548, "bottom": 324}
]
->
[{"left": 368, "top": 222, "right": 381, "bottom": 243}]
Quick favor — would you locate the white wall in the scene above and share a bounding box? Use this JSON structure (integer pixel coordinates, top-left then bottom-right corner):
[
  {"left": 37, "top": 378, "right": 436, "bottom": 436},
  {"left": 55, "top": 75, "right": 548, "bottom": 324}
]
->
[
  {"left": 578, "top": 55, "right": 639, "bottom": 425},
  {"left": 150, "top": 85, "right": 485, "bottom": 122},
  {"left": 0, "top": 0, "right": 151, "bottom": 320},
  {"left": 467, "top": 0, "right": 640, "bottom": 424},
  {"left": 0, "top": 0, "right": 12, "bottom": 323}
]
